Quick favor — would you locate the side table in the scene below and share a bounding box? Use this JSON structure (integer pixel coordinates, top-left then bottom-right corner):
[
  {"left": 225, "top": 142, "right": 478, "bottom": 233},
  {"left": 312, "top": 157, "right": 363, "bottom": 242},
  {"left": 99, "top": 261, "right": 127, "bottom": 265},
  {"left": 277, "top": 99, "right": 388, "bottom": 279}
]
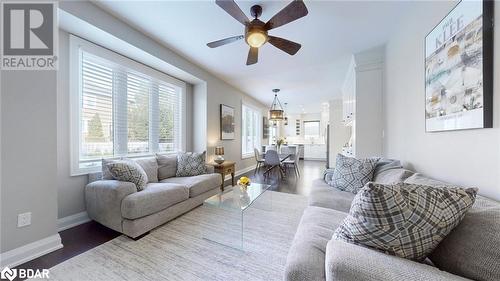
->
[{"left": 208, "top": 161, "right": 235, "bottom": 191}]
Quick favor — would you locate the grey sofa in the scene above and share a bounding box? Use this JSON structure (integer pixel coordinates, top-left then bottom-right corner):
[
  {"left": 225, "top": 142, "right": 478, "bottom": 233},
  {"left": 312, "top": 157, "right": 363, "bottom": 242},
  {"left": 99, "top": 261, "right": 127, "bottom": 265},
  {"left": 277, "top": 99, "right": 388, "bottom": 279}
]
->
[
  {"left": 85, "top": 155, "right": 222, "bottom": 238},
  {"left": 285, "top": 166, "right": 500, "bottom": 281}
]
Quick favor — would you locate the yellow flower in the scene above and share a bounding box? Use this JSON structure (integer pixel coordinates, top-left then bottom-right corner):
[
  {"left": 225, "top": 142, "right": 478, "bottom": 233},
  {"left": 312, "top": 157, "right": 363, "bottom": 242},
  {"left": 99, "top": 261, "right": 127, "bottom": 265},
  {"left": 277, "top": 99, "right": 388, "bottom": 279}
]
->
[{"left": 239, "top": 176, "right": 250, "bottom": 186}]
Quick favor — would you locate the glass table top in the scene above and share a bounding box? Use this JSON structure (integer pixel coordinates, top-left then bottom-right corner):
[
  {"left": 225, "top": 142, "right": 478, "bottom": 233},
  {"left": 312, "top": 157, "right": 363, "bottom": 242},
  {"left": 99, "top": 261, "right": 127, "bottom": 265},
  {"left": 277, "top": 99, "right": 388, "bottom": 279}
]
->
[{"left": 204, "top": 182, "right": 271, "bottom": 212}]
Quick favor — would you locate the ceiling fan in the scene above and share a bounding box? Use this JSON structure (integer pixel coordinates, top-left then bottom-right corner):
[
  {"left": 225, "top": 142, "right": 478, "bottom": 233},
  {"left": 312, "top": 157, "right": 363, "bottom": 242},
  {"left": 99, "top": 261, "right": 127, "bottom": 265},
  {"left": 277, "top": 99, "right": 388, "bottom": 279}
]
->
[{"left": 207, "top": 0, "right": 308, "bottom": 65}]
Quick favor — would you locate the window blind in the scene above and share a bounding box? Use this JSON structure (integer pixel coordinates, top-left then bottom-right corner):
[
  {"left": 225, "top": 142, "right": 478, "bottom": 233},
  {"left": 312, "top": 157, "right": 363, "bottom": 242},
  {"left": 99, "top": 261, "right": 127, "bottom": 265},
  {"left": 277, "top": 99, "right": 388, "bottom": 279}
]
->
[
  {"left": 81, "top": 53, "right": 114, "bottom": 161},
  {"left": 78, "top": 50, "right": 183, "bottom": 168}
]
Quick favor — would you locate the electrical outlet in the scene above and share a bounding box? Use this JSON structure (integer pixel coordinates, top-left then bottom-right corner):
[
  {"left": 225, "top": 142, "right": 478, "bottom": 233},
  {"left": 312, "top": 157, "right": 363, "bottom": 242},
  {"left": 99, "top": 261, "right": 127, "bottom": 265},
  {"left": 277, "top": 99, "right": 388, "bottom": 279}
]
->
[{"left": 17, "top": 212, "right": 31, "bottom": 228}]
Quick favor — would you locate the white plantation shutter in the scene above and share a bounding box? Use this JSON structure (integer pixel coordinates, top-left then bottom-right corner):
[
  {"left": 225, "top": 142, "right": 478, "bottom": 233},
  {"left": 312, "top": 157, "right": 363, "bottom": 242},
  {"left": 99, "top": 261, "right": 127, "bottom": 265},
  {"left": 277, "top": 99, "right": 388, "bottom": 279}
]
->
[
  {"left": 158, "top": 82, "right": 181, "bottom": 153},
  {"left": 126, "top": 73, "right": 150, "bottom": 155},
  {"left": 81, "top": 53, "right": 114, "bottom": 161},
  {"left": 75, "top": 46, "right": 184, "bottom": 171}
]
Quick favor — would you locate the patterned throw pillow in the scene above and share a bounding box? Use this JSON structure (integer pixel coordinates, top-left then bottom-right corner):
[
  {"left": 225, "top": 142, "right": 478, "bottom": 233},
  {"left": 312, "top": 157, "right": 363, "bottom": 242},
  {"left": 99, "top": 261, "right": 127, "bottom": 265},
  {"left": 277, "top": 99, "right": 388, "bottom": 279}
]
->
[
  {"left": 330, "top": 154, "right": 379, "bottom": 193},
  {"left": 176, "top": 151, "right": 206, "bottom": 177},
  {"left": 102, "top": 158, "right": 121, "bottom": 180},
  {"left": 106, "top": 160, "right": 148, "bottom": 191},
  {"left": 332, "top": 182, "right": 477, "bottom": 261}
]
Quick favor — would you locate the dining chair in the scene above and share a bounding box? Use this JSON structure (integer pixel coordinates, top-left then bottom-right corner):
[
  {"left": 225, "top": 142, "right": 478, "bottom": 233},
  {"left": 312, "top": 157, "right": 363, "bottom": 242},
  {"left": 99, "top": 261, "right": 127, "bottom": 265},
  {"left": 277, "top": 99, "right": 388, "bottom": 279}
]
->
[
  {"left": 265, "top": 145, "right": 277, "bottom": 152},
  {"left": 282, "top": 146, "right": 300, "bottom": 177},
  {"left": 254, "top": 148, "right": 265, "bottom": 175},
  {"left": 263, "top": 149, "right": 282, "bottom": 178}
]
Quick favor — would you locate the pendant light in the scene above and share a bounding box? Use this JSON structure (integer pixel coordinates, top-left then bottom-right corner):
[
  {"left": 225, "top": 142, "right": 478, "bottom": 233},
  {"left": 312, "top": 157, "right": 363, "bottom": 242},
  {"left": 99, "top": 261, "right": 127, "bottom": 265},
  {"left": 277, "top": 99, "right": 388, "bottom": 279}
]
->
[{"left": 269, "top": 89, "right": 284, "bottom": 121}]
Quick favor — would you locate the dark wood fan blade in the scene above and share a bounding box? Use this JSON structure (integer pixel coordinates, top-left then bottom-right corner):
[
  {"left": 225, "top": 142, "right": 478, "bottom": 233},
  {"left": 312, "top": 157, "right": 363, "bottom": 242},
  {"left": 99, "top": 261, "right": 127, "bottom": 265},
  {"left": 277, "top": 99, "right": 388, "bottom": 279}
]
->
[
  {"left": 268, "top": 36, "right": 301, "bottom": 55},
  {"left": 216, "top": 0, "right": 249, "bottom": 25},
  {"left": 265, "top": 0, "right": 308, "bottom": 30},
  {"left": 246, "top": 47, "right": 258, "bottom": 65},
  {"left": 207, "top": 35, "right": 244, "bottom": 48}
]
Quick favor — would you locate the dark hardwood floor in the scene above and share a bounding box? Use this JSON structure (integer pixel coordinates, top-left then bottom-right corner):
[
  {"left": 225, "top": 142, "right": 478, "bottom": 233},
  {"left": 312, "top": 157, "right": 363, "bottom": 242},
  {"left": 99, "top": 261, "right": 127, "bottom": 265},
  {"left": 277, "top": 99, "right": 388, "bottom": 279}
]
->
[{"left": 14, "top": 160, "right": 326, "bottom": 279}]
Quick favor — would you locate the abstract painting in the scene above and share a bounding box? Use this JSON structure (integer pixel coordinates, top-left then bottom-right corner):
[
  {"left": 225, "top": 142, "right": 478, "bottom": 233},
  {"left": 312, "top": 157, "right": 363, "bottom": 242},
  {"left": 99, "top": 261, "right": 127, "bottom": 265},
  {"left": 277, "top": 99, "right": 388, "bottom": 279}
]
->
[
  {"left": 425, "top": 0, "right": 493, "bottom": 132},
  {"left": 220, "top": 104, "right": 235, "bottom": 140}
]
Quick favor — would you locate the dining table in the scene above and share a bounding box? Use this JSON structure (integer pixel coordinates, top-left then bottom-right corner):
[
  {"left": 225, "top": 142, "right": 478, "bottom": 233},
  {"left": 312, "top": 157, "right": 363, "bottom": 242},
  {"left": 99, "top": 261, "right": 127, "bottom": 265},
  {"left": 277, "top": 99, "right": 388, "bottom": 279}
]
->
[{"left": 260, "top": 152, "right": 292, "bottom": 177}]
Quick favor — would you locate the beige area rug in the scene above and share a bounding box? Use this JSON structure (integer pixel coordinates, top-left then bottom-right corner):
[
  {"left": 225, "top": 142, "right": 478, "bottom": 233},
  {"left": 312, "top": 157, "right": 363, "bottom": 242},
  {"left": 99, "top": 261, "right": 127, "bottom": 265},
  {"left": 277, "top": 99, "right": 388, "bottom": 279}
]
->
[{"left": 46, "top": 191, "right": 308, "bottom": 281}]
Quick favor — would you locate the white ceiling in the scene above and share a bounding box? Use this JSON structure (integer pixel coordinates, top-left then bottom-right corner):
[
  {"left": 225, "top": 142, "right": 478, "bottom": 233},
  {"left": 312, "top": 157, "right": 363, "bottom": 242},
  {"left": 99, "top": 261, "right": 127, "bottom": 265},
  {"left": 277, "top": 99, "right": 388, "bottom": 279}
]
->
[{"left": 95, "top": 0, "right": 413, "bottom": 114}]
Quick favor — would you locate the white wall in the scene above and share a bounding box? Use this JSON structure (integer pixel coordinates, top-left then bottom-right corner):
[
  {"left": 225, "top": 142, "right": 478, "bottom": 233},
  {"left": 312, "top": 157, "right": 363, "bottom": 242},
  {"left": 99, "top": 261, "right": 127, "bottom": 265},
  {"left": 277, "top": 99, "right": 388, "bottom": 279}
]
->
[
  {"left": 56, "top": 1, "right": 268, "bottom": 220},
  {"left": 329, "top": 99, "right": 349, "bottom": 167},
  {"left": 384, "top": 1, "right": 500, "bottom": 201},
  {"left": 1, "top": 70, "right": 58, "bottom": 252}
]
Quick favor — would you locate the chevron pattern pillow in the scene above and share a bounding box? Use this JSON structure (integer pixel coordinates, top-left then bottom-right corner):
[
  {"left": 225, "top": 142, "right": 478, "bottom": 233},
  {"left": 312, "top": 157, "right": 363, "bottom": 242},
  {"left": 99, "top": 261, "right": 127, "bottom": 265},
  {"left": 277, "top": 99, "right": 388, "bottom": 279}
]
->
[
  {"left": 333, "top": 182, "right": 477, "bottom": 261},
  {"left": 330, "top": 154, "right": 379, "bottom": 193},
  {"left": 107, "top": 160, "right": 148, "bottom": 191},
  {"left": 176, "top": 151, "right": 206, "bottom": 177}
]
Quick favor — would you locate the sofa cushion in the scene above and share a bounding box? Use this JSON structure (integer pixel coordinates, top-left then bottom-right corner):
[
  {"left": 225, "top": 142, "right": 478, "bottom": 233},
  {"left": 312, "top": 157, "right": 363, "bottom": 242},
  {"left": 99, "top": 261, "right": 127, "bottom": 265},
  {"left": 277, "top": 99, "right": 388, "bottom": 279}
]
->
[
  {"left": 176, "top": 151, "right": 207, "bottom": 177},
  {"left": 325, "top": 239, "right": 469, "bottom": 281},
  {"left": 331, "top": 154, "right": 379, "bottom": 194},
  {"left": 132, "top": 157, "right": 158, "bottom": 183},
  {"left": 284, "top": 206, "right": 347, "bottom": 281},
  {"left": 429, "top": 195, "right": 500, "bottom": 281},
  {"left": 333, "top": 182, "right": 477, "bottom": 261},
  {"left": 106, "top": 160, "right": 148, "bottom": 191},
  {"left": 121, "top": 183, "right": 189, "bottom": 219},
  {"left": 309, "top": 179, "right": 355, "bottom": 212},
  {"left": 157, "top": 154, "right": 177, "bottom": 180},
  {"left": 373, "top": 158, "right": 403, "bottom": 175},
  {"left": 404, "top": 173, "right": 453, "bottom": 187},
  {"left": 160, "top": 173, "right": 221, "bottom": 197},
  {"left": 373, "top": 168, "right": 414, "bottom": 184}
]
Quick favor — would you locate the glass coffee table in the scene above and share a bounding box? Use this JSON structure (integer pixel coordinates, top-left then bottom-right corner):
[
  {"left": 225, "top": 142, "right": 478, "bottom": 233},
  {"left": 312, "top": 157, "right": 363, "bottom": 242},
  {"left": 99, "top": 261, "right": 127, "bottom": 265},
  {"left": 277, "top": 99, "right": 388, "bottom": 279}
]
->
[{"left": 203, "top": 182, "right": 272, "bottom": 250}]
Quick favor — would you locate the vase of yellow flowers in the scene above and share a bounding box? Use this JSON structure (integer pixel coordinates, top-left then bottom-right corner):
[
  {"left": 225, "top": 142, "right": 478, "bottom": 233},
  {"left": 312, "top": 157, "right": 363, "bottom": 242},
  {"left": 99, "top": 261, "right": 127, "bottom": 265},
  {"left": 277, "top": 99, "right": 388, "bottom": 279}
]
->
[{"left": 237, "top": 176, "right": 251, "bottom": 190}]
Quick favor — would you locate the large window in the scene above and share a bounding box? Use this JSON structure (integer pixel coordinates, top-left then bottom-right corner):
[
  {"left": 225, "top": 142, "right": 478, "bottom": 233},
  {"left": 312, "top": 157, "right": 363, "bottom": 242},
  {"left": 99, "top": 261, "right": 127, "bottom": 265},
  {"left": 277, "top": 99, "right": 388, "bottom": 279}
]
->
[
  {"left": 304, "top": 121, "right": 320, "bottom": 138},
  {"left": 241, "top": 104, "right": 261, "bottom": 157},
  {"left": 71, "top": 36, "right": 185, "bottom": 175}
]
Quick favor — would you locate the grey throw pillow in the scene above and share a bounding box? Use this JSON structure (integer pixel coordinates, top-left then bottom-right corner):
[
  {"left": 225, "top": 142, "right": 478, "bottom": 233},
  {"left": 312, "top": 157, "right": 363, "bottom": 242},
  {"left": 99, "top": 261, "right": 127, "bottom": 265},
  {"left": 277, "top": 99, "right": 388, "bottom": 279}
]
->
[
  {"left": 332, "top": 182, "right": 477, "bottom": 261},
  {"left": 330, "top": 154, "right": 379, "bottom": 193},
  {"left": 156, "top": 154, "right": 178, "bottom": 180},
  {"left": 429, "top": 195, "right": 500, "bottom": 281},
  {"left": 106, "top": 160, "right": 148, "bottom": 191},
  {"left": 176, "top": 151, "right": 206, "bottom": 177},
  {"left": 131, "top": 157, "right": 158, "bottom": 183}
]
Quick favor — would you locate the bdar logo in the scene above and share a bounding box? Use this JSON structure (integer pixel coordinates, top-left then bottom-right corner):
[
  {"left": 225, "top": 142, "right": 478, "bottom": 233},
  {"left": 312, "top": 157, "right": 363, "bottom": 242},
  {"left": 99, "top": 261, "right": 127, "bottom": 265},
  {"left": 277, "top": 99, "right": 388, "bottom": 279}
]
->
[{"left": 0, "top": 267, "right": 17, "bottom": 281}]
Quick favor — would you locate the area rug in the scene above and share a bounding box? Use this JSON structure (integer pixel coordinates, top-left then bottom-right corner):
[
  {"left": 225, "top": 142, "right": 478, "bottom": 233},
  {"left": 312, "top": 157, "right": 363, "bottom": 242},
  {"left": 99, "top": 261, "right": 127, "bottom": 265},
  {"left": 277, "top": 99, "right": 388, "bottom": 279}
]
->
[{"left": 45, "top": 191, "right": 308, "bottom": 281}]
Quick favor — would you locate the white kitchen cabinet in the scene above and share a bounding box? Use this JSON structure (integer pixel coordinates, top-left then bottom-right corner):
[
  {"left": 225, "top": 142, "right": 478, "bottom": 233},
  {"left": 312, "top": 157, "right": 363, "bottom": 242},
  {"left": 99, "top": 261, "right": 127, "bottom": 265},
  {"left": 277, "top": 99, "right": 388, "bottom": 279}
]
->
[
  {"left": 303, "top": 144, "right": 326, "bottom": 160},
  {"left": 340, "top": 47, "right": 383, "bottom": 158}
]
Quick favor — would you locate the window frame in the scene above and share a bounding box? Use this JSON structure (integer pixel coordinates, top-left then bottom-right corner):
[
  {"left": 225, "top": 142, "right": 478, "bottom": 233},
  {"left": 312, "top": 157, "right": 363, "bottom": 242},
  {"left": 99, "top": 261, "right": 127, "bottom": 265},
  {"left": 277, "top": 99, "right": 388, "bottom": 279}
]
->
[
  {"left": 69, "top": 35, "right": 187, "bottom": 175},
  {"left": 303, "top": 120, "right": 321, "bottom": 139},
  {"left": 241, "top": 103, "right": 262, "bottom": 159}
]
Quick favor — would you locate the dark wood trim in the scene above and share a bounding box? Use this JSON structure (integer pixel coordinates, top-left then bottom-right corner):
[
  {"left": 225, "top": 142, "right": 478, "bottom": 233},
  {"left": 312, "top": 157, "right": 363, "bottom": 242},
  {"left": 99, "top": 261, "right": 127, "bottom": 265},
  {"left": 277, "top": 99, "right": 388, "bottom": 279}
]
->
[{"left": 482, "top": 0, "right": 494, "bottom": 128}]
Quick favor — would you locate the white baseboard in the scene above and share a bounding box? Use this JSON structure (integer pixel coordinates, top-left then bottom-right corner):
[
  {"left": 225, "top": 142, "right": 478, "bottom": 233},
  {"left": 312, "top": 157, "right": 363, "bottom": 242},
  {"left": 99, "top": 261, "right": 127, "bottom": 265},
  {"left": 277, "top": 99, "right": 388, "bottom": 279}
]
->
[
  {"left": 0, "top": 234, "right": 63, "bottom": 268},
  {"left": 57, "top": 211, "right": 90, "bottom": 232},
  {"left": 223, "top": 165, "right": 255, "bottom": 181}
]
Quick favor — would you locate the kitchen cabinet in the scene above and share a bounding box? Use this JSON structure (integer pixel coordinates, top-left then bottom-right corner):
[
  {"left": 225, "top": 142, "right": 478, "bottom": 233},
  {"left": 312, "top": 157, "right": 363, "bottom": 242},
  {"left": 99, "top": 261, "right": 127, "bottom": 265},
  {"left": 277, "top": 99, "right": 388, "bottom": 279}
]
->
[{"left": 303, "top": 144, "right": 326, "bottom": 160}]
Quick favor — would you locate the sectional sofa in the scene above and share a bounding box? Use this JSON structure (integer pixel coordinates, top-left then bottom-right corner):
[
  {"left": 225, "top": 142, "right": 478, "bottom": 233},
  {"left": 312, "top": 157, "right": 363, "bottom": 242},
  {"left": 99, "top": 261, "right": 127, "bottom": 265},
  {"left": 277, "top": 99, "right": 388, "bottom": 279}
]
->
[
  {"left": 285, "top": 166, "right": 500, "bottom": 281},
  {"left": 85, "top": 155, "right": 222, "bottom": 238}
]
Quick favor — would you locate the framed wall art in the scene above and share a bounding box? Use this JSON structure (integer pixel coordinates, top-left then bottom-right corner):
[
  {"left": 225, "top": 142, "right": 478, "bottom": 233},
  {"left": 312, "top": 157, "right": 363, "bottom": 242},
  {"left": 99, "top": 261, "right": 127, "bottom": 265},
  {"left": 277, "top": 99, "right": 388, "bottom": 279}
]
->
[
  {"left": 425, "top": 0, "right": 494, "bottom": 132},
  {"left": 220, "top": 104, "right": 235, "bottom": 140}
]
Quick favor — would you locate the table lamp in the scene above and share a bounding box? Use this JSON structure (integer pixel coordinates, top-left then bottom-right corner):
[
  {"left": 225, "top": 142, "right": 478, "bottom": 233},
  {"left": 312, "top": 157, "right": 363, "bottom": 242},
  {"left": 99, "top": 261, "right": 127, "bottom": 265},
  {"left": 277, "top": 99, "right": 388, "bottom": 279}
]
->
[{"left": 214, "top": 146, "right": 225, "bottom": 164}]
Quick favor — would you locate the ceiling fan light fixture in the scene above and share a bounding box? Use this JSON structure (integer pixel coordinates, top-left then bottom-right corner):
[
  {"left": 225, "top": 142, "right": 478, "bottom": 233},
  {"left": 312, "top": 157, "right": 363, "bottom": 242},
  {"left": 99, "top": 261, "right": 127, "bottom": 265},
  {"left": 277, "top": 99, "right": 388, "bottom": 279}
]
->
[{"left": 246, "top": 30, "right": 267, "bottom": 48}]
